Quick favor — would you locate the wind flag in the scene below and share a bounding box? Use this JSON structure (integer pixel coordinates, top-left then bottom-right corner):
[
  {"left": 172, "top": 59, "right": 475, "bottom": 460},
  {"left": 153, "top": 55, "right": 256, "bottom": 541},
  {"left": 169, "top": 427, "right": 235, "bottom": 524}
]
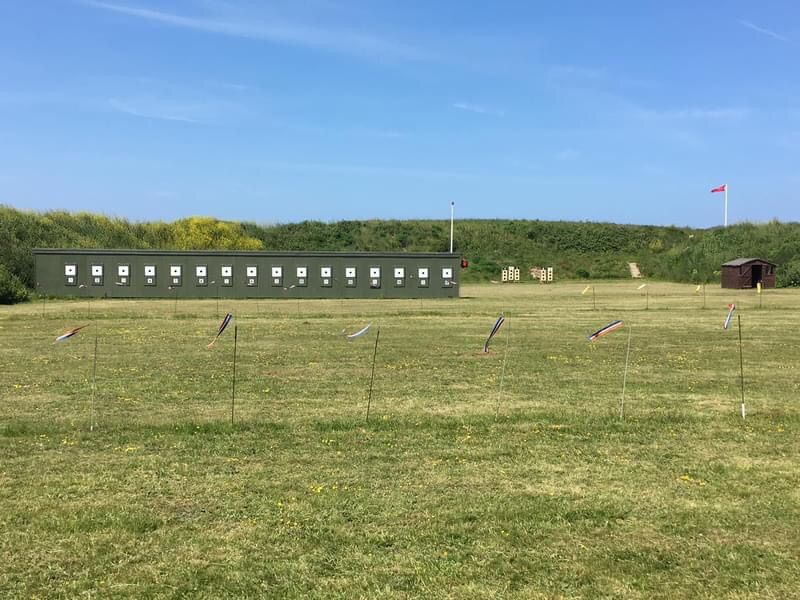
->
[
  {"left": 581, "top": 285, "right": 592, "bottom": 295},
  {"left": 711, "top": 184, "right": 727, "bottom": 193},
  {"left": 483, "top": 314, "right": 505, "bottom": 353},
  {"left": 207, "top": 313, "right": 233, "bottom": 348},
  {"left": 54, "top": 324, "right": 89, "bottom": 343},
  {"left": 723, "top": 303, "right": 736, "bottom": 330},
  {"left": 588, "top": 320, "right": 624, "bottom": 342},
  {"left": 637, "top": 283, "right": 647, "bottom": 290},
  {"left": 343, "top": 322, "right": 372, "bottom": 341}
]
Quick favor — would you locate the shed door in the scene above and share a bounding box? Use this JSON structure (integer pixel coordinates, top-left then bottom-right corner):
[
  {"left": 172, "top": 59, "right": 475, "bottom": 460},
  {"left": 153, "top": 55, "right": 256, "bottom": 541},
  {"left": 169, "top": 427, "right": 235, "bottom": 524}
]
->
[{"left": 751, "top": 265, "right": 762, "bottom": 287}]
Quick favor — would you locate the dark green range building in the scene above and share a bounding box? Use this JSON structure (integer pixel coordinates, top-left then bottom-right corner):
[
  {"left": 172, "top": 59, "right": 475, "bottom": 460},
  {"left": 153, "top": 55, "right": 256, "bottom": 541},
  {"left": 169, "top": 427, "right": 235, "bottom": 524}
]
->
[{"left": 33, "top": 249, "right": 461, "bottom": 299}]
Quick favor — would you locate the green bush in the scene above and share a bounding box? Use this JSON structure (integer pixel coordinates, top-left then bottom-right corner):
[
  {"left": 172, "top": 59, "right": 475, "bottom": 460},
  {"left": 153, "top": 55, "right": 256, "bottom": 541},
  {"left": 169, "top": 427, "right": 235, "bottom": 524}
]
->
[
  {"left": 0, "top": 264, "right": 29, "bottom": 304},
  {"left": 777, "top": 260, "right": 800, "bottom": 287}
]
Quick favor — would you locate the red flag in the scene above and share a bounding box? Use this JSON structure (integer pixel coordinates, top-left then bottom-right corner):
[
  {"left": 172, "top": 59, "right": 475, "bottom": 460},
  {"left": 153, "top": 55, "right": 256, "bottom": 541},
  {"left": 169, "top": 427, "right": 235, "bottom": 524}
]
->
[{"left": 710, "top": 184, "right": 727, "bottom": 193}]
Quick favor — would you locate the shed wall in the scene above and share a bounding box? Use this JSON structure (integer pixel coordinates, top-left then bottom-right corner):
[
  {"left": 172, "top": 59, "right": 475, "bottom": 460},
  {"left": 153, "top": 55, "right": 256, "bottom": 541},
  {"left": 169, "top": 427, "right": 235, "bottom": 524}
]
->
[{"left": 720, "top": 262, "right": 776, "bottom": 289}]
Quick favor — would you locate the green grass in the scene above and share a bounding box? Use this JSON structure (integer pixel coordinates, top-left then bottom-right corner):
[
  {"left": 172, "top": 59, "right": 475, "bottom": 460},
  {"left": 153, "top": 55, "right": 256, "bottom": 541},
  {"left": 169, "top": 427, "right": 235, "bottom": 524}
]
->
[{"left": 1, "top": 281, "right": 799, "bottom": 598}]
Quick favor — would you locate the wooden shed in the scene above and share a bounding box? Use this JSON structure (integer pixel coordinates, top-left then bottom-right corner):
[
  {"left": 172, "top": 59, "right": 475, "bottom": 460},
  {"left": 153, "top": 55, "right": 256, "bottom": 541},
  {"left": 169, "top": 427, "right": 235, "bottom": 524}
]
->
[{"left": 721, "top": 258, "right": 777, "bottom": 289}]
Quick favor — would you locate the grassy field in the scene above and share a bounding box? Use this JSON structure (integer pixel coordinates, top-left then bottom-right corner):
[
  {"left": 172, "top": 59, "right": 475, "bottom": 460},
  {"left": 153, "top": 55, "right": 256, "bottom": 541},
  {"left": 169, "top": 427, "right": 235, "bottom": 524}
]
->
[{"left": 2, "top": 281, "right": 799, "bottom": 599}]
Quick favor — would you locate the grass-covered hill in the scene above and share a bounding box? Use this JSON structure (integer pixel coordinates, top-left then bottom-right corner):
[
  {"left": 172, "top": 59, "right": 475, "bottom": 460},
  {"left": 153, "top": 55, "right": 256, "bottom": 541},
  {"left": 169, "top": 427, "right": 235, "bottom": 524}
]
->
[{"left": 2, "top": 205, "right": 800, "bottom": 302}]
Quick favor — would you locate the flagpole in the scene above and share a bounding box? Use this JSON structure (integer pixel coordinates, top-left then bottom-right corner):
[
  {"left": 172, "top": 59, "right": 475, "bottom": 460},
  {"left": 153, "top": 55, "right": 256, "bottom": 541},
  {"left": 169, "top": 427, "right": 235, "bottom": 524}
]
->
[
  {"left": 725, "top": 185, "right": 728, "bottom": 227},
  {"left": 449, "top": 201, "right": 455, "bottom": 254}
]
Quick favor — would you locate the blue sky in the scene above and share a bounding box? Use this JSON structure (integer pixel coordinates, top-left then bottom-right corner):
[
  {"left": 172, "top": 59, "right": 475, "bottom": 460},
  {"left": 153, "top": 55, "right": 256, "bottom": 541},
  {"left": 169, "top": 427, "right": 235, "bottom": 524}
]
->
[{"left": 1, "top": 1, "right": 798, "bottom": 227}]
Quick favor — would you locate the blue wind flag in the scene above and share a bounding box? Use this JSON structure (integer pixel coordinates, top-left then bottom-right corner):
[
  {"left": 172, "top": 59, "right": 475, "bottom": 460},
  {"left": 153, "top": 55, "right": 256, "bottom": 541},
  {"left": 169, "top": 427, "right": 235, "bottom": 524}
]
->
[
  {"left": 483, "top": 314, "right": 505, "bottom": 353},
  {"left": 208, "top": 313, "right": 233, "bottom": 348}
]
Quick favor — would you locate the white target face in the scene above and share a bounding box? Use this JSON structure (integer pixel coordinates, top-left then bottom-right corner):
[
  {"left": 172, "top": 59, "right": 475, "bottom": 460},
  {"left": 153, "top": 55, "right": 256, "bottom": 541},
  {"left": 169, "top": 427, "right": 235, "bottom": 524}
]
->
[
  {"left": 246, "top": 266, "right": 257, "bottom": 277},
  {"left": 118, "top": 265, "right": 129, "bottom": 277},
  {"left": 144, "top": 265, "right": 156, "bottom": 276},
  {"left": 170, "top": 265, "right": 182, "bottom": 277},
  {"left": 196, "top": 265, "right": 207, "bottom": 277},
  {"left": 345, "top": 267, "right": 356, "bottom": 278},
  {"left": 221, "top": 266, "right": 232, "bottom": 277},
  {"left": 296, "top": 267, "right": 307, "bottom": 278},
  {"left": 320, "top": 266, "right": 332, "bottom": 277},
  {"left": 418, "top": 267, "right": 429, "bottom": 279},
  {"left": 64, "top": 264, "right": 77, "bottom": 276},
  {"left": 271, "top": 266, "right": 282, "bottom": 278},
  {"left": 91, "top": 265, "right": 103, "bottom": 276},
  {"left": 442, "top": 267, "right": 453, "bottom": 279},
  {"left": 394, "top": 267, "right": 405, "bottom": 279},
  {"left": 370, "top": 267, "right": 381, "bottom": 278}
]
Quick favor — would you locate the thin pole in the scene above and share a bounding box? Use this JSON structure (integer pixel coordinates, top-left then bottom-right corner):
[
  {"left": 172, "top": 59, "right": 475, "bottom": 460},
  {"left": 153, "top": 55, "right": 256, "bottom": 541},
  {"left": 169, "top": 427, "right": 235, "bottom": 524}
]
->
[
  {"left": 702, "top": 284, "right": 706, "bottom": 310},
  {"left": 231, "top": 325, "right": 238, "bottom": 426},
  {"left": 737, "top": 315, "right": 745, "bottom": 419},
  {"left": 174, "top": 288, "right": 178, "bottom": 315},
  {"left": 724, "top": 186, "right": 728, "bottom": 227},
  {"left": 366, "top": 328, "right": 380, "bottom": 422},
  {"left": 620, "top": 325, "right": 632, "bottom": 419},
  {"left": 592, "top": 286, "right": 596, "bottom": 311},
  {"left": 90, "top": 335, "right": 98, "bottom": 431},
  {"left": 496, "top": 315, "right": 511, "bottom": 418},
  {"left": 81, "top": 285, "right": 90, "bottom": 318},
  {"left": 646, "top": 290, "right": 649, "bottom": 311},
  {"left": 449, "top": 201, "right": 455, "bottom": 254}
]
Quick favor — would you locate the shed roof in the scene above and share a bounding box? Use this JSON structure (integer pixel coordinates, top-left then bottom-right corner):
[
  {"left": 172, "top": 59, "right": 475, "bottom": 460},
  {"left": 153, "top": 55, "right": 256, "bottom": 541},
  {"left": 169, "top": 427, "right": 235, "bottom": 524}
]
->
[{"left": 721, "top": 257, "right": 776, "bottom": 267}]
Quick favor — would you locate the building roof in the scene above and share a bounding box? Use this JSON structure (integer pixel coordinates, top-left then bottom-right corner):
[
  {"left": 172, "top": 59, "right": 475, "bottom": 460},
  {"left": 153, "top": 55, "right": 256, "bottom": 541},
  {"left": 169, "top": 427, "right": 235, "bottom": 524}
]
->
[
  {"left": 33, "top": 248, "right": 457, "bottom": 259},
  {"left": 721, "top": 257, "right": 776, "bottom": 267}
]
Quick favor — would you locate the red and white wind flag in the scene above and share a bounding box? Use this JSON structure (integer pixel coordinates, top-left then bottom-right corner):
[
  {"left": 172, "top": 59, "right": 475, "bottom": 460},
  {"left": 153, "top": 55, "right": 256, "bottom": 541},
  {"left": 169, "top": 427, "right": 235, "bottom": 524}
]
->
[
  {"left": 54, "top": 324, "right": 89, "bottom": 343},
  {"left": 723, "top": 303, "right": 736, "bottom": 330},
  {"left": 710, "top": 184, "right": 727, "bottom": 193}
]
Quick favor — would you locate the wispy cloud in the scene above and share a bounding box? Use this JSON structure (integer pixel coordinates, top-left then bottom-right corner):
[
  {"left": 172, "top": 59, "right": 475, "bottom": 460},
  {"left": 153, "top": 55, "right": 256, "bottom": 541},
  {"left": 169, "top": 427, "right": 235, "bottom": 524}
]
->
[
  {"left": 635, "top": 107, "right": 751, "bottom": 121},
  {"left": 82, "top": 0, "right": 429, "bottom": 61},
  {"left": 738, "top": 19, "right": 789, "bottom": 43},
  {"left": 108, "top": 97, "right": 200, "bottom": 123},
  {"left": 554, "top": 148, "right": 580, "bottom": 161},
  {"left": 203, "top": 80, "right": 251, "bottom": 92},
  {"left": 547, "top": 64, "right": 607, "bottom": 81},
  {"left": 259, "top": 159, "right": 472, "bottom": 180},
  {"left": 452, "top": 102, "right": 505, "bottom": 117}
]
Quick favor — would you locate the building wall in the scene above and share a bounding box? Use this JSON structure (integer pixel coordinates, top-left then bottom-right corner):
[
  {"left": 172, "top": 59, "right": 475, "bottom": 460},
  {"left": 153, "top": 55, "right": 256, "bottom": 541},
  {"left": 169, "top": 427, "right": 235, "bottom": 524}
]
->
[{"left": 33, "top": 250, "right": 460, "bottom": 299}]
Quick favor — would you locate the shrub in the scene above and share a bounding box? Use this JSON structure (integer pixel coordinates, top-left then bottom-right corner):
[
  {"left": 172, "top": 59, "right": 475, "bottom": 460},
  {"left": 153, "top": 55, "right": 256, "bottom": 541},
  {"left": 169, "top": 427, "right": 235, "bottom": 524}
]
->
[
  {"left": 777, "top": 260, "right": 800, "bottom": 287},
  {"left": 0, "top": 264, "right": 29, "bottom": 304}
]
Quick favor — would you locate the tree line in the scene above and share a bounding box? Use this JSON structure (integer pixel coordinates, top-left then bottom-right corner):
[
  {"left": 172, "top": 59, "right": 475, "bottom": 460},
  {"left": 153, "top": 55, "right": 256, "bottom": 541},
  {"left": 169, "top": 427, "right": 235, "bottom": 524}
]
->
[{"left": 2, "top": 206, "right": 799, "bottom": 303}]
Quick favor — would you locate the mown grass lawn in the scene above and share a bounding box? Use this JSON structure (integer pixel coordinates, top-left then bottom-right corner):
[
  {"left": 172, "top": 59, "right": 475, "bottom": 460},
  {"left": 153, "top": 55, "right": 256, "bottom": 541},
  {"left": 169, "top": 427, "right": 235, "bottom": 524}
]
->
[{"left": 1, "top": 281, "right": 799, "bottom": 598}]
